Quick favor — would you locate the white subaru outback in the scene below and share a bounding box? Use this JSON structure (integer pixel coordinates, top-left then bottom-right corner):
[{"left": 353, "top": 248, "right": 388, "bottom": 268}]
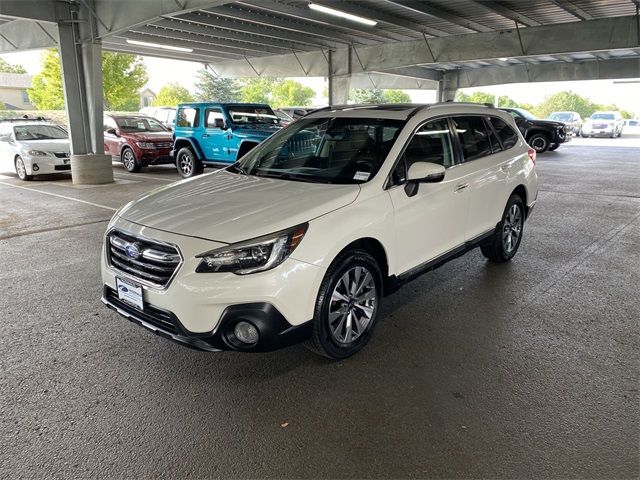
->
[{"left": 101, "top": 103, "right": 538, "bottom": 359}]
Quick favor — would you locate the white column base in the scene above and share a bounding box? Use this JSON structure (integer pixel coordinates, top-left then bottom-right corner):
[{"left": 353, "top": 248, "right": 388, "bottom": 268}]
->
[{"left": 71, "top": 154, "right": 113, "bottom": 185}]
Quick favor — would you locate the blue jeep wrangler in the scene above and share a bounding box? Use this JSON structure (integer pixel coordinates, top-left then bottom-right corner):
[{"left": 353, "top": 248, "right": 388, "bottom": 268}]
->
[{"left": 171, "top": 103, "right": 281, "bottom": 178}]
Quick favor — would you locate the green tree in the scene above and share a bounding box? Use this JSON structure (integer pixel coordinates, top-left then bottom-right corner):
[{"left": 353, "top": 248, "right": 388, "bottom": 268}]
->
[
  {"left": 194, "top": 69, "right": 239, "bottom": 102},
  {"left": 239, "top": 78, "right": 279, "bottom": 103},
  {"left": 385, "top": 89, "right": 411, "bottom": 103},
  {"left": 271, "top": 79, "right": 314, "bottom": 107},
  {"left": 0, "top": 58, "right": 27, "bottom": 74},
  {"left": 535, "top": 91, "right": 596, "bottom": 119},
  {"left": 349, "top": 88, "right": 388, "bottom": 104},
  {"left": 153, "top": 83, "right": 193, "bottom": 106},
  {"left": 28, "top": 49, "right": 148, "bottom": 111}
]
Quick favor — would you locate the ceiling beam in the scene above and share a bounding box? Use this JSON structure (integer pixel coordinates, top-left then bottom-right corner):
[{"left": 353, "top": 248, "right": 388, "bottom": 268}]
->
[
  {"left": 468, "top": 0, "right": 541, "bottom": 27},
  {"left": 236, "top": 0, "right": 412, "bottom": 42},
  {"left": 0, "top": 0, "right": 56, "bottom": 23},
  {"left": 310, "top": 0, "right": 449, "bottom": 37},
  {"left": 151, "top": 17, "right": 317, "bottom": 51},
  {"left": 383, "top": 0, "right": 493, "bottom": 33},
  {"left": 194, "top": 9, "right": 357, "bottom": 46},
  {"left": 549, "top": 0, "right": 594, "bottom": 21},
  {"left": 0, "top": 18, "right": 58, "bottom": 53}
]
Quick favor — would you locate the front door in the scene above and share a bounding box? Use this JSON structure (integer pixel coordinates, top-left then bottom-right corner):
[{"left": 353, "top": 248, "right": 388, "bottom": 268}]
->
[
  {"left": 388, "top": 118, "right": 470, "bottom": 275},
  {"left": 103, "top": 116, "right": 121, "bottom": 158},
  {"left": 201, "top": 108, "right": 234, "bottom": 163}
]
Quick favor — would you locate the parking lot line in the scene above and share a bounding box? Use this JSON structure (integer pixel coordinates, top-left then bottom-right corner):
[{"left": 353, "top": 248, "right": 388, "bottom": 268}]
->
[{"left": 0, "top": 181, "right": 117, "bottom": 211}]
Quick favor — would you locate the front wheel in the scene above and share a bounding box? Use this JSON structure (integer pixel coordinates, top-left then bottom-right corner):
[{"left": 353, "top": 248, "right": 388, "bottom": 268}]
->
[
  {"left": 528, "top": 133, "right": 550, "bottom": 153},
  {"left": 121, "top": 147, "right": 141, "bottom": 173},
  {"left": 481, "top": 195, "right": 525, "bottom": 263},
  {"left": 176, "top": 147, "right": 202, "bottom": 178},
  {"left": 15, "top": 156, "right": 33, "bottom": 181},
  {"left": 305, "top": 250, "right": 383, "bottom": 359}
]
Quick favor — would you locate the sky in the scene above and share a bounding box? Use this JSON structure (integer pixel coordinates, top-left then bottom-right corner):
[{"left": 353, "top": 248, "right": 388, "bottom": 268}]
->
[{"left": 2, "top": 49, "right": 639, "bottom": 116}]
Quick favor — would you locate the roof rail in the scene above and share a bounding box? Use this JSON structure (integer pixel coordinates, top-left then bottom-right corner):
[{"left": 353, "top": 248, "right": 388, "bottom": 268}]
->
[
  {"left": 0, "top": 115, "right": 50, "bottom": 123},
  {"left": 430, "top": 101, "right": 493, "bottom": 108}
]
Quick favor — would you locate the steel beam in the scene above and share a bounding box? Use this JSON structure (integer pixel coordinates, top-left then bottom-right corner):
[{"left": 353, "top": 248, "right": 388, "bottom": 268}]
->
[
  {"left": 0, "top": 0, "right": 56, "bottom": 23},
  {"left": 468, "top": 1, "right": 541, "bottom": 27},
  {"left": 0, "top": 18, "right": 58, "bottom": 52},
  {"left": 383, "top": 0, "right": 492, "bottom": 33},
  {"left": 549, "top": 0, "right": 594, "bottom": 21}
]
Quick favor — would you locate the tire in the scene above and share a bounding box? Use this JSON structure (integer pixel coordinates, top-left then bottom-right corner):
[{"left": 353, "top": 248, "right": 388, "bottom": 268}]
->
[
  {"left": 480, "top": 195, "right": 525, "bottom": 263},
  {"left": 548, "top": 144, "right": 559, "bottom": 151},
  {"left": 305, "top": 250, "right": 383, "bottom": 360},
  {"left": 15, "top": 156, "right": 33, "bottom": 181},
  {"left": 528, "top": 132, "right": 550, "bottom": 153},
  {"left": 176, "top": 147, "right": 202, "bottom": 178},
  {"left": 121, "top": 147, "right": 141, "bottom": 173},
  {"left": 580, "top": 132, "right": 588, "bottom": 138}
]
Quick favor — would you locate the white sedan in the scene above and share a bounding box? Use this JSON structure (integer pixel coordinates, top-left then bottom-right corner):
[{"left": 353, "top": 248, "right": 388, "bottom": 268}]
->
[{"left": 0, "top": 120, "right": 71, "bottom": 180}]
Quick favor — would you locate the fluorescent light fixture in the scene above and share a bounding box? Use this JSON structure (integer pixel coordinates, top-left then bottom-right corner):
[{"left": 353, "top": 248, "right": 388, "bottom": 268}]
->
[
  {"left": 498, "top": 57, "right": 509, "bottom": 61},
  {"left": 309, "top": 3, "right": 377, "bottom": 26},
  {"left": 126, "top": 39, "right": 193, "bottom": 53}
]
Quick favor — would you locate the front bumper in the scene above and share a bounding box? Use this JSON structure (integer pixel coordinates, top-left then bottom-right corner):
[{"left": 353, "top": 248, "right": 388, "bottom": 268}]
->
[
  {"left": 25, "top": 157, "right": 71, "bottom": 175},
  {"left": 138, "top": 149, "right": 173, "bottom": 166},
  {"left": 101, "top": 219, "right": 324, "bottom": 352}
]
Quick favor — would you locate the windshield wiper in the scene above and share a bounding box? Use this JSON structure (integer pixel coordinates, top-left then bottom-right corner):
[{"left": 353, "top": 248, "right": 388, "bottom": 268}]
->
[{"left": 254, "top": 171, "right": 330, "bottom": 184}]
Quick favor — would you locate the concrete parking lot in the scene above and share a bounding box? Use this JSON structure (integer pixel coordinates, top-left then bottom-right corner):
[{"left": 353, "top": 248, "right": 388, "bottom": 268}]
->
[{"left": 1, "top": 137, "right": 638, "bottom": 478}]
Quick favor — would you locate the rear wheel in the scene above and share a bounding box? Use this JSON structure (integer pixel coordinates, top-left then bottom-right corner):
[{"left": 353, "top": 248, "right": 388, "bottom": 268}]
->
[
  {"left": 305, "top": 250, "right": 382, "bottom": 360},
  {"left": 176, "top": 147, "right": 203, "bottom": 178},
  {"left": 528, "top": 132, "right": 550, "bottom": 153},
  {"left": 481, "top": 195, "right": 525, "bottom": 263},
  {"left": 121, "top": 147, "right": 141, "bottom": 173},
  {"left": 15, "top": 156, "right": 33, "bottom": 181}
]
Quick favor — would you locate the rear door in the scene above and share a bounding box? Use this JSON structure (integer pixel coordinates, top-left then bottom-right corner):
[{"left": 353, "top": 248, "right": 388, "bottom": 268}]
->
[
  {"left": 103, "top": 116, "right": 120, "bottom": 158},
  {"left": 201, "top": 107, "right": 234, "bottom": 163}
]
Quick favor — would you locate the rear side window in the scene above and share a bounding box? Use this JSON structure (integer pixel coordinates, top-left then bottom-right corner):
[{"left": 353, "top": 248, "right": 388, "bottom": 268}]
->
[
  {"left": 489, "top": 116, "right": 519, "bottom": 150},
  {"left": 205, "top": 108, "right": 224, "bottom": 128},
  {"left": 484, "top": 117, "right": 502, "bottom": 153},
  {"left": 176, "top": 107, "right": 199, "bottom": 128},
  {"left": 452, "top": 116, "right": 492, "bottom": 161}
]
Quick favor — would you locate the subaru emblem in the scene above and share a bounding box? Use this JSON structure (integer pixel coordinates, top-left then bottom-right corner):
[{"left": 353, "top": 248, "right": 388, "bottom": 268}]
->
[{"left": 124, "top": 242, "right": 142, "bottom": 259}]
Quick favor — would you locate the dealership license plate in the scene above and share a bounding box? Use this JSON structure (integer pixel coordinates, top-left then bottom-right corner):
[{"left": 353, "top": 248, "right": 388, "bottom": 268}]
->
[
  {"left": 63, "top": 159, "right": 70, "bottom": 164},
  {"left": 116, "top": 277, "right": 143, "bottom": 310}
]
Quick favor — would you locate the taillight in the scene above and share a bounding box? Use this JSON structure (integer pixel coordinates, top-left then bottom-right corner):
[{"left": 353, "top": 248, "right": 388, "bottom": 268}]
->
[{"left": 527, "top": 147, "right": 536, "bottom": 165}]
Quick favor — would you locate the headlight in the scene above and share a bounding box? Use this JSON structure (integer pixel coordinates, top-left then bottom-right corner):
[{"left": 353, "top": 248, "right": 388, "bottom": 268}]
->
[
  {"left": 196, "top": 223, "right": 308, "bottom": 275},
  {"left": 27, "top": 150, "right": 48, "bottom": 156},
  {"left": 136, "top": 142, "right": 156, "bottom": 149}
]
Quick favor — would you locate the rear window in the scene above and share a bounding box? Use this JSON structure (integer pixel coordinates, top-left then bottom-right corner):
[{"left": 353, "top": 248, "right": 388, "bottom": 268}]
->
[
  {"left": 176, "top": 107, "right": 199, "bottom": 127},
  {"left": 452, "top": 116, "right": 492, "bottom": 161},
  {"left": 489, "top": 116, "right": 519, "bottom": 150},
  {"left": 591, "top": 113, "right": 614, "bottom": 120}
]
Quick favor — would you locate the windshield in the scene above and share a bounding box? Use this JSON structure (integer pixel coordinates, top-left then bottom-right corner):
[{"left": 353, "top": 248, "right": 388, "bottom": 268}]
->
[
  {"left": 226, "top": 106, "right": 279, "bottom": 125},
  {"left": 590, "top": 113, "right": 614, "bottom": 120},
  {"left": 549, "top": 113, "right": 573, "bottom": 122},
  {"left": 13, "top": 124, "right": 67, "bottom": 141},
  {"left": 232, "top": 117, "right": 405, "bottom": 184},
  {"left": 115, "top": 116, "right": 167, "bottom": 133}
]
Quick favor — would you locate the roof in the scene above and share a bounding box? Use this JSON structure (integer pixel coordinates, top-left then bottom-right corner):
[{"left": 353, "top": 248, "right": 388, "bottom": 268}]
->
[
  {"left": 0, "top": 72, "right": 32, "bottom": 89},
  {"left": 306, "top": 101, "right": 502, "bottom": 120}
]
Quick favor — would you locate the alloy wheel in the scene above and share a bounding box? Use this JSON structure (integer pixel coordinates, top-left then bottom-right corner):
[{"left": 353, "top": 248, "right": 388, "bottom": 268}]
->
[
  {"left": 530, "top": 136, "right": 547, "bottom": 152},
  {"left": 179, "top": 153, "right": 193, "bottom": 176},
  {"left": 15, "top": 157, "right": 26, "bottom": 179},
  {"left": 503, "top": 204, "right": 523, "bottom": 253},
  {"left": 328, "top": 266, "right": 377, "bottom": 345},
  {"left": 123, "top": 149, "right": 135, "bottom": 170}
]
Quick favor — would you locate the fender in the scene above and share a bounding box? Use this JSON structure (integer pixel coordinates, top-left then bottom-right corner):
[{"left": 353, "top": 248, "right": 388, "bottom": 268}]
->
[
  {"left": 236, "top": 139, "right": 260, "bottom": 160},
  {"left": 173, "top": 137, "right": 205, "bottom": 160}
]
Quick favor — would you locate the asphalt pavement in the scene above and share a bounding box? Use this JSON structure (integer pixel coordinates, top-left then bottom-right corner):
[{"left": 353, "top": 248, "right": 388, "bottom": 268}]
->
[{"left": 1, "top": 136, "right": 638, "bottom": 479}]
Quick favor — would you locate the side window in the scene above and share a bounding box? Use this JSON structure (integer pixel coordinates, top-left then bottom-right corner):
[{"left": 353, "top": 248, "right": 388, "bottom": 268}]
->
[
  {"left": 103, "top": 117, "right": 117, "bottom": 132},
  {"left": 489, "top": 116, "right": 519, "bottom": 150},
  {"left": 205, "top": 108, "right": 224, "bottom": 128},
  {"left": 484, "top": 117, "right": 502, "bottom": 153},
  {"left": 391, "top": 119, "right": 454, "bottom": 185},
  {"left": 452, "top": 116, "right": 492, "bottom": 161},
  {"left": 176, "top": 107, "right": 199, "bottom": 128}
]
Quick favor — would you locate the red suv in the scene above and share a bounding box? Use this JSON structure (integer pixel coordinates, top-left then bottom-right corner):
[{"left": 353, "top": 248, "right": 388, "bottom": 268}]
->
[{"left": 104, "top": 114, "right": 173, "bottom": 173}]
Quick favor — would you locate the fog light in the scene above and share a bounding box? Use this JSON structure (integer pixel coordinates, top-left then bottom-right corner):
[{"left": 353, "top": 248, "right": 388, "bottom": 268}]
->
[
  {"left": 32, "top": 164, "right": 39, "bottom": 171},
  {"left": 234, "top": 321, "right": 259, "bottom": 345}
]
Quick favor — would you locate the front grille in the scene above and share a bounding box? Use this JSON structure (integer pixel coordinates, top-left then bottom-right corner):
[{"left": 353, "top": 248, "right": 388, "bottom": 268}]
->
[
  {"left": 154, "top": 142, "right": 173, "bottom": 149},
  {"left": 53, "top": 152, "right": 69, "bottom": 158},
  {"left": 593, "top": 124, "right": 607, "bottom": 129},
  {"left": 54, "top": 165, "right": 71, "bottom": 171},
  {"left": 106, "top": 230, "right": 181, "bottom": 288},
  {"left": 104, "top": 286, "right": 180, "bottom": 335}
]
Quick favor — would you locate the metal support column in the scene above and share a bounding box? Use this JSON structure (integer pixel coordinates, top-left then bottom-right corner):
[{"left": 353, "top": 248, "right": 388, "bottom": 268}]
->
[
  {"left": 328, "top": 49, "right": 351, "bottom": 106},
  {"left": 56, "top": 1, "right": 112, "bottom": 184},
  {"left": 436, "top": 71, "right": 459, "bottom": 102}
]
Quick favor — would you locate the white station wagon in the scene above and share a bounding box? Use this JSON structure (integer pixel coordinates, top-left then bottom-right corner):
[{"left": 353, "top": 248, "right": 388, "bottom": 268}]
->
[{"left": 101, "top": 103, "right": 538, "bottom": 359}]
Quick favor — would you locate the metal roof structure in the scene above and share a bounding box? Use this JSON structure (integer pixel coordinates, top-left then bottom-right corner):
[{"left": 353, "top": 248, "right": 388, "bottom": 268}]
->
[{"left": 0, "top": 0, "right": 639, "bottom": 93}]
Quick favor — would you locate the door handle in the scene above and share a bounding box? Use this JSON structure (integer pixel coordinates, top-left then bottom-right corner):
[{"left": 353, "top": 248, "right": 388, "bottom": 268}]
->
[
  {"left": 202, "top": 134, "right": 209, "bottom": 138},
  {"left": 454, "top": 183, "right": 469, "bottom": 193}
]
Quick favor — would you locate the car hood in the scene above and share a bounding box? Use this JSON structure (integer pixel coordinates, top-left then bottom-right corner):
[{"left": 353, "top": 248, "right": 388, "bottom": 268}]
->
[
  {"left": 20, "top": 139, "right": 69, "bottom": 152},
  {"left": 122, "top": 131, "right": 173, "bottom": 142},
  {"left": 531, "top": 119, "right": 565, "bottom": 128},
  {"left": 117, "top": 169, "right": 361, "bottom": 244},
  {"left": 232, "top": 124, "right": 281, "bottom": 137}
]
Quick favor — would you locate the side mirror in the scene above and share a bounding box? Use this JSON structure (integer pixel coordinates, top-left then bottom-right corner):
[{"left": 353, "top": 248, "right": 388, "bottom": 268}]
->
[
  {"left": 106, "top": 127, "right": 118, "bottom": 136},
  {"left": 213, "top": 118, "right": 226, "bottom": 129},
  {"left": 166, "top": 126, "right": 173, "bottom": 132},
  {"left": 407, "top": 161, "right": 445, "bottom": 183},
  {"left": 0, "top": 135, "right": 11, "bottom": 143}
]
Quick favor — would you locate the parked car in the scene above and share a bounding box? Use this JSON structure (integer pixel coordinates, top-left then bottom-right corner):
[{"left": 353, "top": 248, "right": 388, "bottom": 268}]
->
[
  {"left": 581, "top": 111, "right": 624, "bottom": 138},
  {"left": 548, "top": 111, "right": 582, "bottom": 135},
  {"left": 139, "top": 106, "right": 176, "bottom": 129},
  {"left": 500, "top": 107, "right": 570, "bottom": 153},
  {"left": 172, "top": 102, "right": 281, "bottom": 178},
  {"left": 278, "top": 106, "right": 310, "bottom": 119},
  {"left": 101, "top": 103, "right": 538, "bottom": 359},
  {"left": 274, "top": 108, "right": 295, "bottom": 127},
  {"left": 623, "top": 119, "right": 639, "bottom": 127},
  {"left": 104, "top": 114, "right": 174, "bottom": 173},
  {"left": 0, "top": 118, "right": 70, "bottom": 181}
]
